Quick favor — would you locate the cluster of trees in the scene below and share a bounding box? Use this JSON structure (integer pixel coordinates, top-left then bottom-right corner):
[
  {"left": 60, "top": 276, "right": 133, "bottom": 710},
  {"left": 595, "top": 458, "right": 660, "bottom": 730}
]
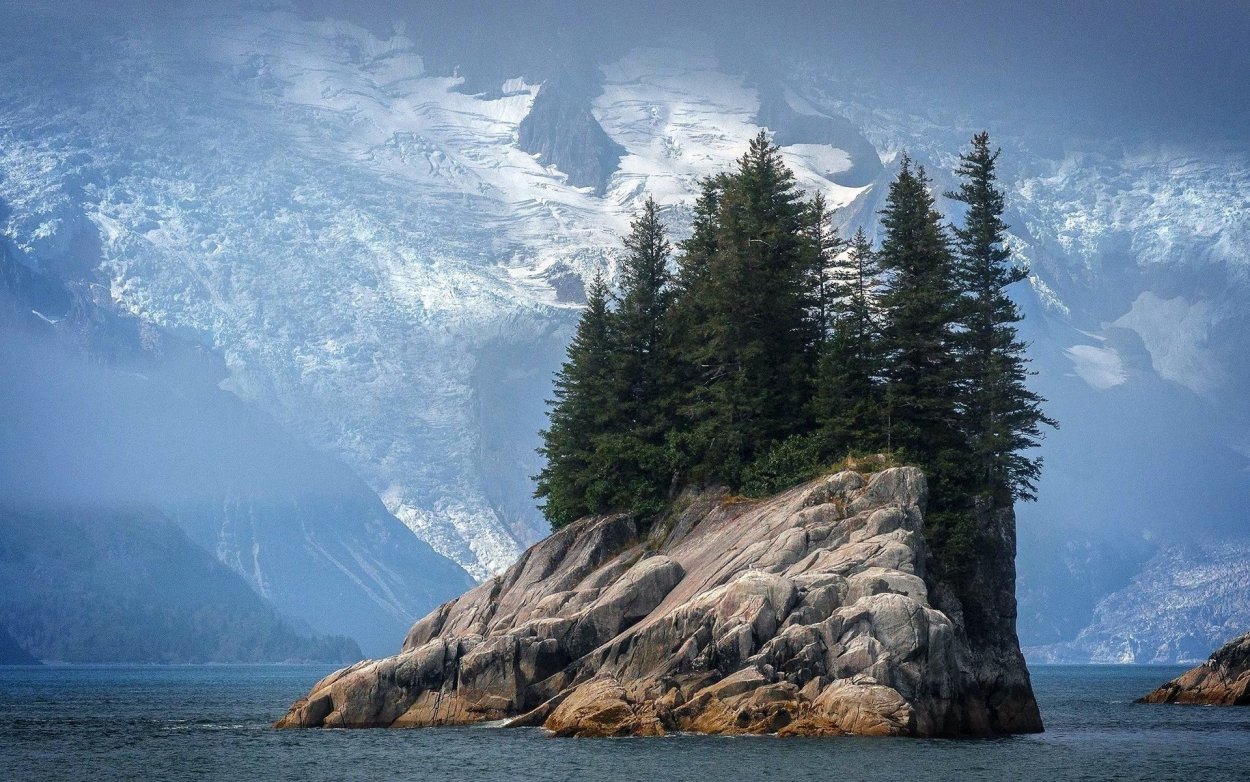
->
[{"left": 536, "top": 130, "right": 1054, "bottom": 574}]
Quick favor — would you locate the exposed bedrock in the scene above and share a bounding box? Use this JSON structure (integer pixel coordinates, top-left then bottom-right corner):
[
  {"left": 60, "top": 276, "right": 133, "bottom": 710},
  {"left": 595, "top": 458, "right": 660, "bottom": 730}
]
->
[
  {"left": 277, "top": 467, "right": 1043, "bottom": 736},
  {"left": 1139, "top": 631, "right": 1250, "bottom": 705}
]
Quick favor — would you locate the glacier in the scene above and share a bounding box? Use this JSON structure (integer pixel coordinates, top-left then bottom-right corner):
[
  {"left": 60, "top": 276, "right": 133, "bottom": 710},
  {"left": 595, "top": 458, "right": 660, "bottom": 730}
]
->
[{"left": 1, "top": 9, "right": 874, "bottom": 580}]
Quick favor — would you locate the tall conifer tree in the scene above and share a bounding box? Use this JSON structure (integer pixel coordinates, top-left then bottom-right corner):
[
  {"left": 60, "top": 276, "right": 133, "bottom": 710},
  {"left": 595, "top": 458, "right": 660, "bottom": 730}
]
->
[
  {"left": 595, "top": 197, "right": 676, "bottom": 517},
  {"left": 948, "top": 132, "right": 1056, "bottom": 501},
  {"left": 877, "top": 156, "right": 964, "bottom": 462},
  {"left": 535, "top": 274, "right": 618, "bottom": 528},
  {"left": 674, "top": 131, "right": 816, "bottom": 486},
  {"left": 875, "top": 155, "right": 975, "bottom": 577},
  {"left": 804, "top": 192, "right": 843, "bottom": 340},
  {"left": 815, "top": 227, "right": 884, "bottom": 449}
]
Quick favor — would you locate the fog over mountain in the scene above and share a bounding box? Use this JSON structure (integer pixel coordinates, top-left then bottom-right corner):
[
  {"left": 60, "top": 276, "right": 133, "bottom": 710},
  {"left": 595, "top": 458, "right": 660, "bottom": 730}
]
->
[{"left": 1, "top": 0, "right": 1247, "bottom": 662}]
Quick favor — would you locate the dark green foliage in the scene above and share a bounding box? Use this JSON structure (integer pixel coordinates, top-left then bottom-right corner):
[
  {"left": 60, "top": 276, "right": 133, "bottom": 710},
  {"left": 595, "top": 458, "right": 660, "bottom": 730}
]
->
[
  {"left": 537, "top": 201, "right": 679, "bottom": 526},
  {"left": 598, "top": 197, "right": 676, "bottom": 518},
  {"left": 535, "top": 275, "right": 618, "bottom": 528},
  {"left": 740, "top": 432, "right": 826, "bottom": 498},
  {"left": 613, "top": 196, "right": 674, "bottom": 424},
  {"left": 876, "top": 156, "right": 965, "bottom": 460},
  {"left": 535, "top": 132, "right": 1054, "bottom": 575},
  {"left": 804, "top": 192, "right": 845, "bottom": 340},
  {"left": 871, "top": 157, "right": 981, "bottom": 573},
  {"left": 814, "top": 227, "right": 885, "bottom": 450},
  {"left": 672, "top": 131, "right": 820, "bottom": 487},
  {"left": 947, "top": 132, "right": 1057, "bottom": 502}
]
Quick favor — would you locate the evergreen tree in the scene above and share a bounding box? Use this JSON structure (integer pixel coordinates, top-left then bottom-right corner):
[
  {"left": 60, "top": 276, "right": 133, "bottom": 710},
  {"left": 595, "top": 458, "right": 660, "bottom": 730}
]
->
[
  {"left": 948, "top": 132, "right": 1057, "bottom": 502},
  {"left": 672, "top": 175, "right": 730, "bottom": 301},
  {"left": 815, "top": 227, "right": 885, "bottom": 450},
  {"left": 875, "top": 155, "right": 974, "bottom": 573},
  {"left": 803, "top": 192, "right": 843, "bottom": 340},
  {"left": 534, "top": 274, "right": 618, "bottom": 528},
  {"left": 613, "top": 197, "right": 674, "bottom": 422},
  {"left": 595, "top": 197, "right": 676, "bottom": 517},
  {"left": 876, "top": 156, "right": 965, "bottom": 462},
  {"left": 663, "top": 174, "right": 727, "bottom": 484},
  {"left": 673, "top": 131, "right": 817, "bottom": 486}
]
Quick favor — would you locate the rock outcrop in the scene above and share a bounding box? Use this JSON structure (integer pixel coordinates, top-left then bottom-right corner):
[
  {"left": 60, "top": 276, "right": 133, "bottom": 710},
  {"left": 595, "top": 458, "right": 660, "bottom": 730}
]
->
[
  {"left": 277, "top": 468, "right": 1043, "bottom": 736},
  {"left": 1139, "top": 631, "right": 1250, "bottom": 705}
]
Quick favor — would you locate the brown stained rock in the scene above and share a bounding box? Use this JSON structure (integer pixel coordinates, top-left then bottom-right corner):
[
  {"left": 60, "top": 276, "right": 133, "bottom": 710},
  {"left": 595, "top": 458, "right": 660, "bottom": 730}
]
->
[
  {"left": 276, "top": 467, "right": 1043, "bottom": 736},
  {"left": 1139, "top": 631, "right": 1250, "bottom": 705},
  {"left": 812, "top": 678, "right": 915, "bottom": 736},
  {"left": 545, "top": 676, "right": 641, "bottom": 737}
]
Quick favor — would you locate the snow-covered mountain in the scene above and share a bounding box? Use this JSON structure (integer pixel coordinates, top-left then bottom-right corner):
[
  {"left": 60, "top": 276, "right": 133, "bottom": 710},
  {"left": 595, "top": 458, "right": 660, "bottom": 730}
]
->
[
  {"left": 1, "top": 2, "right": 1246, "bottom": 655},
  {"left": 1026, "top": 540, "right": 1250, "bottom": 664},
  {"left": 2, "top": 8, "right": 876, "bottom": 579}
]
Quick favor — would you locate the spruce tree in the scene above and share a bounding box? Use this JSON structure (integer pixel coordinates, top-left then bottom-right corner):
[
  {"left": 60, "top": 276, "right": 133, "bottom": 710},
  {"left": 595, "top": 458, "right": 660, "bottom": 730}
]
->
[
  {"left": 804, "top": 192, "right": 843, "bottom": 340},
  {"left": 673, "top": 131, "right": 816, "bottom": 486},
  {"left": 663, "top": 174, "right": 727, "bottom": 484},
  {"left": 876, "top": 155, "right": 972, "bottom": 570},
  {"left": 613, "top": 196, "right": 673, "bottom": 422},
  {"left": 948, "top": 132, "right": 1056, "bottom": 502},
  {"left": 534, "top": 274, "right": 618, "bottom": 529},
  {"left": 596, "top": 197, "right": 676, "bottom": 517},
  {"left": 877, "top": 156, "right": 964, "bottom": 461},
  {"left": 815, "top": 227, "right": 884, "bottom": 450}
]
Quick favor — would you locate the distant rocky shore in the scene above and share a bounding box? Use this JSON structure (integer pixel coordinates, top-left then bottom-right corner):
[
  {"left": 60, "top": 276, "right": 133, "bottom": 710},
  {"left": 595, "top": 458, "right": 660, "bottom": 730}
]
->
[
  {"left": 277, "top": 468, "right": 1042, "bottom": 736},
  {"left": 1139, "top": 632, "right": 1250, "bottom": 705}
]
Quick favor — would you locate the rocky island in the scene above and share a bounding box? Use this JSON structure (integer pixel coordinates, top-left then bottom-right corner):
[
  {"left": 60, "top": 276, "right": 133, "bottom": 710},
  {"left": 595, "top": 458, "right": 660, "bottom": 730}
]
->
[
  {"left": 279, "top": 132, "right": 1052, "bottom": 738},
  {"left": 277, "top": 467, "right": 1043, "bottom": 736},
  {"left": 1139, "top": 631, "right": 1250, "bottom": 705}
]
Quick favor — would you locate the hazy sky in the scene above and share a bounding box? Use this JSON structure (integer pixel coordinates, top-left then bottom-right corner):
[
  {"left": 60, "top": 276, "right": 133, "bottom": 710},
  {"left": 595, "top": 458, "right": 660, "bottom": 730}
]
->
[
  {"left": 9, "top": 1, "right": 1248, "bottom": 141},
  {"left": 398, "top": 0, "right": 1250, "bottom": 142}
]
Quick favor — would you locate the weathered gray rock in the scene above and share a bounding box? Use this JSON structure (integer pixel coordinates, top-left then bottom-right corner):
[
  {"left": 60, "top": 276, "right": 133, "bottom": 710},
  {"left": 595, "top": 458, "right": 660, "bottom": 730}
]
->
[
  {"left": 1139, "top": 631, "right": 1250, "bottom": 705},
  {"left": 277, "top": 468, "right": 1043, "bottom": 736}
]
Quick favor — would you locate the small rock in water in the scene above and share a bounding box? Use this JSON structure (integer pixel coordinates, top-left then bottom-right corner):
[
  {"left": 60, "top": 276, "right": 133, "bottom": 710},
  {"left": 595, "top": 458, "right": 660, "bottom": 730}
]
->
[{"left": 1138, "top": 632, "right": 1250, "bottom": 706}]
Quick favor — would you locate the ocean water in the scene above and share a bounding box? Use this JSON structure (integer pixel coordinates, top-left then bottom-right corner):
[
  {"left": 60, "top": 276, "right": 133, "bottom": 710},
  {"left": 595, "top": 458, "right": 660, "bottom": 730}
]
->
[{"left": 1, "top": 664, "right": 1247, "bottom": 781}]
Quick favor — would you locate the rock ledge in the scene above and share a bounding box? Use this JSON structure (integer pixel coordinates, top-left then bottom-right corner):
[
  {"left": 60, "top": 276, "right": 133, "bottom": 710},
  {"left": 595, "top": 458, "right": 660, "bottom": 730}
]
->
[
  {"left": 277, "top": 468, "right": 1042, "bottom": 736},
  {"left": 1139, "top": 631, "right": 1250, "bottom": 705}
]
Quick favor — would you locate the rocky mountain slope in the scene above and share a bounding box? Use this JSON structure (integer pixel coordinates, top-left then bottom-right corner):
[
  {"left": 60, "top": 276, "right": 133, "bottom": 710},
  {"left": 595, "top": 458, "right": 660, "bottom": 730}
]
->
[
  {"left": 1140, "top": 631, "right": 1250, "bottom": 705},
  {"left": 1026, "top": 541, "right": 1250, "bottom": 664},
  {"left": 0, "top": 505, "right": 361, "bottom": 663},
  {"left": 277, "top": 468, "right": 1042, "bottom": 737},
  {"left": 0, "top": 627, "right": 39, "bottom": 665},
  {"left": 0, "top": 7, "right": 875, "bottom": 581}
]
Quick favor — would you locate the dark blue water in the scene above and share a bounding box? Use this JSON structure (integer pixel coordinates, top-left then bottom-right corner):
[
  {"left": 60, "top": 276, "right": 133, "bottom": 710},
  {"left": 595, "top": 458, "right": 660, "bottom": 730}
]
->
[{"left": 1, "top": 664, "right": 1247, "bottom": 781}]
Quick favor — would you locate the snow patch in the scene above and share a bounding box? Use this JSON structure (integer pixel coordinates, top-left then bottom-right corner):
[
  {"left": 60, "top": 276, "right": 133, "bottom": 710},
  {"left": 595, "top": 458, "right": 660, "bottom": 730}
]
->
[
  {"left": 782, "top": 143, "right": 853, "bottom": 180},
  {"left": 1113, "top": 292, "right": 1224, "bottom": 394},
  {"left": 1064, "top": 344, "right": 1127, "bottom": 390},
  {"left": 594, "top": 46, "right": 864, "bottom": 212}
]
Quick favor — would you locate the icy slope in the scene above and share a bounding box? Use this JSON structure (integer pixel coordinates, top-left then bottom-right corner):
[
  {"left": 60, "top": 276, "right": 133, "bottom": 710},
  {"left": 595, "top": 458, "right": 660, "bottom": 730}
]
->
[
  {"left": 1025, "top": 540, "right": 1250, "bottom": 664},
  {"left": 0, "top": 9, "right": 869, "bottom": 579}
]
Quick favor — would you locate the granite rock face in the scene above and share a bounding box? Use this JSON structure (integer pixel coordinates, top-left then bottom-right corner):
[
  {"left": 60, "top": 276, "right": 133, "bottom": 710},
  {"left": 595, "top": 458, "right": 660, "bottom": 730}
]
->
[
  {"left": 277, "top": 468, "right": 1043, "bottom": 736},
  {"left": 1139, "top": 632, "right": 1250, "bottom": 705}
]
